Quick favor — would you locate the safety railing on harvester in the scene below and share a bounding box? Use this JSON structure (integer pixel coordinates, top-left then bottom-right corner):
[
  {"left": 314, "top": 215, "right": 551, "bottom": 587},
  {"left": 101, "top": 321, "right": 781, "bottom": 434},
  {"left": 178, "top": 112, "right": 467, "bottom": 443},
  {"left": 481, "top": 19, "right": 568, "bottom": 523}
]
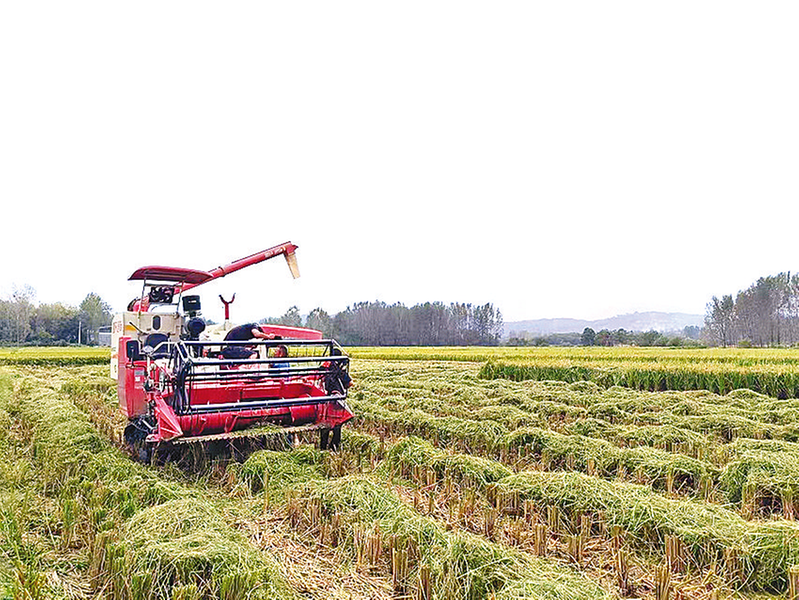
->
[{"left": 156, "top": 339, "right": 350, "bottom": 416}]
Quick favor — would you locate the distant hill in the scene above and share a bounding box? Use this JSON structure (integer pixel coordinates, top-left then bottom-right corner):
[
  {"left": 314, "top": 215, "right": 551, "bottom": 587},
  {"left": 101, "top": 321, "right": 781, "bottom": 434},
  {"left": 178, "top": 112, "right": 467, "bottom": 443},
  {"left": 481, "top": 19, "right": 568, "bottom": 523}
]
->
[{"left": 504, "top": 312, "right": 704, "bottom": 337}]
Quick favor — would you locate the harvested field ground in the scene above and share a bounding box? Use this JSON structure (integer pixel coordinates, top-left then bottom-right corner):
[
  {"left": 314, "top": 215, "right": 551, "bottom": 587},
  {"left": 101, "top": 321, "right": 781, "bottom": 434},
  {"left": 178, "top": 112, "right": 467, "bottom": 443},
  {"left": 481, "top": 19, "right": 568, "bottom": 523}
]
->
[{"left": 2, "top": 347, "right": 796, "bottom": 599}]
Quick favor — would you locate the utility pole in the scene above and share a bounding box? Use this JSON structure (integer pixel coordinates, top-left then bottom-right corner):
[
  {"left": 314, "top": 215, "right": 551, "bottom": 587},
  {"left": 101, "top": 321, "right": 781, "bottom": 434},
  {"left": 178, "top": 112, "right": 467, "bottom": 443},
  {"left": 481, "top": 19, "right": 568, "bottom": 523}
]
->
[{"left": 78, "top": 320, "right": 81, "bottom": 345}]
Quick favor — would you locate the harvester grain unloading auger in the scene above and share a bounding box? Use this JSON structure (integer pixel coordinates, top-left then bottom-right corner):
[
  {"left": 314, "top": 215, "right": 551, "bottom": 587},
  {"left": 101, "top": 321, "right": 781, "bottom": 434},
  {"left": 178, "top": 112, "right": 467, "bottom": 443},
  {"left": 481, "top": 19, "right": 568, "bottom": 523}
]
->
[{"left": 111, "top": 241, "right": 354, "bottom": 463}]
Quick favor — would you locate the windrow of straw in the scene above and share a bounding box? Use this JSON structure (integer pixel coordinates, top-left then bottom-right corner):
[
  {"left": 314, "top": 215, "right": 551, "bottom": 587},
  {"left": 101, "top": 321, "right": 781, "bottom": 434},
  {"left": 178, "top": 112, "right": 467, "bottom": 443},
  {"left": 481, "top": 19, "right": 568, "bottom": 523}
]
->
[
  {"left": 237, "top": 446, "right": 611, "bottom": 600},
  {"left": 383, "top": 436, "right": 513, "bottom": 489},
  {"left": 11, "top": 375, "right": 184, "bottom": 508},
  {"left": 1, "top": 369, "right": 296, "bottom": 600},
  {"left": 714, "top": 439, "right": 799, "bottom": 517},
  {"left": 578, "top": 389, "right": 799, "bottom": 444},
  {"left": 490, "top": 470, "right": 799, "bottom": 592},
  {"left": 109, "top": 498, "right": 295, "bottom": 600},
  {"left": 355, "top": 361, "right": 799, "bottom": 440},
  {"left": 506, "top": 427, "right": 717, "bottom": 494},
  {"left": 605, "top": 423, "right": 712, "bottom": 455},
  {"left": 233, "top": 447, "right": 326, "bottom": 499},
  {"left": 563, "top": 419, "right": 714, "bottom": 459},
  {"left": 355, "top": 401, "right": 509, "bottom": 453},
  {"left": 354, "top": 396, "right": 720, "bottom": 497},
  {"left": 341, "top": 428, "right": 387, "bottom": 459}
]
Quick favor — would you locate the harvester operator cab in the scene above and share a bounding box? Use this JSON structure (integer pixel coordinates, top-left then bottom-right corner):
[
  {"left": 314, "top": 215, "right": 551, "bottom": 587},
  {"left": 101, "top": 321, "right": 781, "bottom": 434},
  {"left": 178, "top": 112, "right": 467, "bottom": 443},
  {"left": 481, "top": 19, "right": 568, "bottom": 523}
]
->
[
  {"left": 111, "top": 266, "right": 212, "bottom": 380},
  {"left": 148, "top": 285, "right": 175, "bottom": 305}
]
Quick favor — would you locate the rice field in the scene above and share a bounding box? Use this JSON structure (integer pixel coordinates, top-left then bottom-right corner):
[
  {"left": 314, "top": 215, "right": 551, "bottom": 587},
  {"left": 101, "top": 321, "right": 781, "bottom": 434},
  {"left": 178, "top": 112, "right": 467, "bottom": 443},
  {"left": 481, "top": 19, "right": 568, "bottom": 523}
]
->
[
  {"left": 0, "top": 345, "right": 109, "bottom": 366},
  {"left": 3, "top": 346, "right": 799, "bottom": 599},
  {"left": 352, "top": 347, "right": 799, "bottom": 398}
]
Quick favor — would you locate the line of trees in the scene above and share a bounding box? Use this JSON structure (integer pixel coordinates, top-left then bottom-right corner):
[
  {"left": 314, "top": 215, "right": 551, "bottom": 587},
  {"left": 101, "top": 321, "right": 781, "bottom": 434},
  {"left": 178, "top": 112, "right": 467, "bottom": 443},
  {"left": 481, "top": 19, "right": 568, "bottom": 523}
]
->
[
  {"left": 263, "top": 301, "right": 504, "bottom": 346},
  {"left": 0, "top": 289, "right": 503, "bottom": 347},
  {"left": 704, "top": 272, "right": 799, "bottom": 347},
  {"left": 580, "top": 326, "right": 701, "bottom": 347},
  {"left": 508, "top": 326, "right": 703, "bottom": 347},
  {"left": 0, "top": 286, "right": 112, "bottom": 346}
]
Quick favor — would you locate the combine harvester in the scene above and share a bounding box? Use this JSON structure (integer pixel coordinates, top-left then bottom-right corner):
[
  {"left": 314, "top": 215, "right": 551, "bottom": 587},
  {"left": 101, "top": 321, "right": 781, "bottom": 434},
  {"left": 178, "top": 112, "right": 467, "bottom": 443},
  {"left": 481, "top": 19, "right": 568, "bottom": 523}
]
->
[{"left": 111, "top": 241, "right": 353, "bottom": 462}]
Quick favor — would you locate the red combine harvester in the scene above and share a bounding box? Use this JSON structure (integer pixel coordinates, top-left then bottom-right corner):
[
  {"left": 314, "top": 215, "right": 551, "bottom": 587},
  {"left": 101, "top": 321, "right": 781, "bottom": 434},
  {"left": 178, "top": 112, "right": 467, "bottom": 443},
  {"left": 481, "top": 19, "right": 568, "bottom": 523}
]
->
[{"left": 110, "top": 241, "right": 354, "bottom": 461}]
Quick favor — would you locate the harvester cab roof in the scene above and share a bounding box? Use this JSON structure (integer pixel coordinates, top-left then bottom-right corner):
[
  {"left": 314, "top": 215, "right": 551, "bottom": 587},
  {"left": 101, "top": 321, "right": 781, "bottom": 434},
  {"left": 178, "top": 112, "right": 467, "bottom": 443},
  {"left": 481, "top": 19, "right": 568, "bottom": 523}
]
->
[{"left": 111, "top": 241, "right": 353, "bottom": 464}]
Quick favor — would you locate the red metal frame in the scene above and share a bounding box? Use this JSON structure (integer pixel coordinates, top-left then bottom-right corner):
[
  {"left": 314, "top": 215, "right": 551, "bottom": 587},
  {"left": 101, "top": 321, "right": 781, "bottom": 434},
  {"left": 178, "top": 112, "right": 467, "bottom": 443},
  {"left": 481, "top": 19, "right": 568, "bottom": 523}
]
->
[
  {"left": 120, "top": 241, "right": 352, "bottom": 446},
  {"left": 127, "top": 241, "right": 299, "bottom": 313},
  {"left": 181, "top": 241, "right": 298, "bottom": 293},
  {"left": 258, "top": 324, "right": 323, "bottom": 340},
  {"left": 120, "top": 345, "right": 353, "bottom": 441},
  {"left": 129, "top": 266, "right": 213, "bottom": 284},
  {"left": 219, "top": 294, "right": 235, "bottom": 320}
]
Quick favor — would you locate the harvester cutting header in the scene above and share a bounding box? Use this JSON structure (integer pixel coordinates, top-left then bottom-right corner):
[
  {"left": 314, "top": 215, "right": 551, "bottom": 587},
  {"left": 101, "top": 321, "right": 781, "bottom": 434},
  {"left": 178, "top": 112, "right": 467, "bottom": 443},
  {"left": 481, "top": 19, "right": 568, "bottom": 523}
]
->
[{"left": 111, "top": 241, "right": 353, "bottom": 461}]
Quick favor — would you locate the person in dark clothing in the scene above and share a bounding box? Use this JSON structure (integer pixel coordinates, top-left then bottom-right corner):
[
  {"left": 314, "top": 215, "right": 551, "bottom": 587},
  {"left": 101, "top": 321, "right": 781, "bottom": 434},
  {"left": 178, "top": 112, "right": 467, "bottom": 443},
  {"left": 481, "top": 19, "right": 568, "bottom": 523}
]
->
[
  {"left": 222, "top": 323, "right": 274, "bottom": 359},
  {"left": 324, "top": 347, "right": 352, "bottom": 394},
  {"left": 224, "top": 323, "right": 272, "bottom": 341}
]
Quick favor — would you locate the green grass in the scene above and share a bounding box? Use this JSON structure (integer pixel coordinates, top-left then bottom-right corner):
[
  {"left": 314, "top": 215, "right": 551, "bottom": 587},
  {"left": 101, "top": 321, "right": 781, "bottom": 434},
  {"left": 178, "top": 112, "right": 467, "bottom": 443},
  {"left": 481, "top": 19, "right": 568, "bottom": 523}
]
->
[
  {"left": 8, "top": 350, "right": 799, "bottom": 599},
  {"left": 0, "top": 367, "right": 296, "bottom": 600}
]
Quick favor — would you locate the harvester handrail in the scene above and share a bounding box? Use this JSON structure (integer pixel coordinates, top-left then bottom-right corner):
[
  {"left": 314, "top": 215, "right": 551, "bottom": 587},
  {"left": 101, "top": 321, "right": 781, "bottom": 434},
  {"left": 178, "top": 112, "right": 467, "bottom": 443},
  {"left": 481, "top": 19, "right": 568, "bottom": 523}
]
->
[
  {"left": 183, "top": 361, "right": 343, "bottom": 376},
  {"left": 184, "top": 393, "right": 348, "bottom": 414},
  {"left": 185, "top": 355, "right": 347, "bottom": 366},
  {"left": 182, "top": 339, "right": 342, "bottom": 347},
  {"left": 165, "top": 338, "right": 350, "bottom": 416}
]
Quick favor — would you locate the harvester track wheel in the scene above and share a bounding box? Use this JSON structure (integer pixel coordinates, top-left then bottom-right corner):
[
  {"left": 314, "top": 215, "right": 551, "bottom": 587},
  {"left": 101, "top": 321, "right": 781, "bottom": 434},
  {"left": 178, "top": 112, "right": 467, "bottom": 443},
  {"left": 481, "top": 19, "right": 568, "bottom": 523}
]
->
[
  {"left": 137, "top": 443, "right": 154, "bottom": 464},
  {"left": 320, "top": 426, "right": 342, "bottom": 451},
  {"left": 124, "top": 417, "right": 155, "bottom": 464}
]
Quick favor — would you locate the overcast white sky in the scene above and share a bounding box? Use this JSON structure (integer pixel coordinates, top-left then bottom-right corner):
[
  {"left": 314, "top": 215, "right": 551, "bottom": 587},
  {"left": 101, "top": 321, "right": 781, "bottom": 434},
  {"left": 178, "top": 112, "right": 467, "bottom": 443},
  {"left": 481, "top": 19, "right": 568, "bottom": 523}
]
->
[{"left": 1, "top": 2, "right": 797, "bottom": 324}]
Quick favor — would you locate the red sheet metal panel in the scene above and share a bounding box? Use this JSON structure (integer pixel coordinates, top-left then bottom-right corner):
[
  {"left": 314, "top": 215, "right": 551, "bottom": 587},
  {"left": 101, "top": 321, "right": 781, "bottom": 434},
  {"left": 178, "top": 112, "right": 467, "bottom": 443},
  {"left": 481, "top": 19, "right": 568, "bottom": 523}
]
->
[
  {"left": 129, "top": 266, "right": 213, "bottom": 284},
  {"left": 259, "top": 324, "right": 323, "bottom": 340}
]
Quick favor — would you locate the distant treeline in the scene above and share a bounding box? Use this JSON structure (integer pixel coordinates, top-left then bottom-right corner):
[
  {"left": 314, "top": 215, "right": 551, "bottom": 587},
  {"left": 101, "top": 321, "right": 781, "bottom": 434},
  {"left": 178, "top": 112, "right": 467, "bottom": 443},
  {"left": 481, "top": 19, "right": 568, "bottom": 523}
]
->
[
  {"left": 0, "top": 287, "right": 503, "bottom": 347},
  {"left": 263, "top": 301, "right": 504, "bottom": 346},
  {"left": 0, "top": 286, "right": 112, "bottom": 346},
  {"left": 509, "top": 326, "right": 703, "bottom": 347},
  {"left": 705, "top": 272, "right": 799, "bottom": 347}
]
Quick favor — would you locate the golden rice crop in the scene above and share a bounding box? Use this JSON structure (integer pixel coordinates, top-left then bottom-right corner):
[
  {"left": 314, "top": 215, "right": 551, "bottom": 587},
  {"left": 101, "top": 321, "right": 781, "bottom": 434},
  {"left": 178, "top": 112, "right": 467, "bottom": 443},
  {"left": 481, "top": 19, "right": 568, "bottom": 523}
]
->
[
  {"left": 480, "top": 356, "right": 799, "bottom": 398},
  {"left": 0, "top": 346, "right": 110, "bottom": 366},
  {"left": 350, "top": 346, "right": 799, "bottom": 397}
]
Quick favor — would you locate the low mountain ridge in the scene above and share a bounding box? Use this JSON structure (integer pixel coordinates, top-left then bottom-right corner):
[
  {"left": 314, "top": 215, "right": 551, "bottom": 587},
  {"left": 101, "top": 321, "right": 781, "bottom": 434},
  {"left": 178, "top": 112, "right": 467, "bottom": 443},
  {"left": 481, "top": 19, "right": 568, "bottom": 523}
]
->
[{"left": 505, "top": 311, "right": 704, "bottom": 337}]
